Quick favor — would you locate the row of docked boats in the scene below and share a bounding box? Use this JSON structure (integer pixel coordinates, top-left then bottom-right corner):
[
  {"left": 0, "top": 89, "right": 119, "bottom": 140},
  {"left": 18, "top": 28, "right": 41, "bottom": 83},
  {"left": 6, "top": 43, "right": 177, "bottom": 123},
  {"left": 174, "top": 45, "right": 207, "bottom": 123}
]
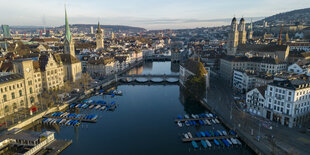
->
[
  {"left": 177, "top": 113, "right": 216, "bottom": 120},
  {"left": 50, "top": 112, "right": 98, "bottom": 120},
  {"left": 42, "top": 118, "right": 81, "bottom": 126},
  {"left": 177, "top": 118, "right": 220, "bottom": 127},
  {"left": 70, "top": 101, "right": 117, "bottom": 111},
  {"left": 190, "top": 137, "right": 242, "bottom": 149}
]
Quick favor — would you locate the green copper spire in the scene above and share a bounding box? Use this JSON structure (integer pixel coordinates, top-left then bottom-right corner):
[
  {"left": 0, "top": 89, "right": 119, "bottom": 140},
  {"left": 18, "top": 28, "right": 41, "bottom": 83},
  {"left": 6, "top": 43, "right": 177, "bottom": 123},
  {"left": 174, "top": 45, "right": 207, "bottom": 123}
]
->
[
  {"left": 97, "top": 21, "right": 102, "bottom": 33},
  {"left": 65, "top": 7, "right": 71, "bottom": 42}
]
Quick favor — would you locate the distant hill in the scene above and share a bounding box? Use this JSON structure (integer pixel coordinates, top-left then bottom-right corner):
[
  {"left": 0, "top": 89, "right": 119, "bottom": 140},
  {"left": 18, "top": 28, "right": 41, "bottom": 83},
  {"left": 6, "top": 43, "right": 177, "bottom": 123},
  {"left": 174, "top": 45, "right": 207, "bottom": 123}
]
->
[
  {"left": 66, "top": 24, "right": 146, "bottom": 33},
  {"left": 255, "top": 8, "right": 310, "bottom": 25}
]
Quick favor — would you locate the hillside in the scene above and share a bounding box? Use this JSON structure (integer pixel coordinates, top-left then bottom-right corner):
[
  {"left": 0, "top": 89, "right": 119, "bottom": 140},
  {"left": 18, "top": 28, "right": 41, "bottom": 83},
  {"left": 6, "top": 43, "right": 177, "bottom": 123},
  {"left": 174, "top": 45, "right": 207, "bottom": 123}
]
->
[{"left": 255, "top": 8, "right": 310, "bottom": 25}]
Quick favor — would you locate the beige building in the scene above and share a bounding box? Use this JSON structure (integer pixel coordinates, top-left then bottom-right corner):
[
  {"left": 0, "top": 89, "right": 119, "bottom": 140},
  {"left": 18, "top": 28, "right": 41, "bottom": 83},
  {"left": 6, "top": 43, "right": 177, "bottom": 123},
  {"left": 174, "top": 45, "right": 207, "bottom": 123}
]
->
[
  {"left": 220, "top": 56, "right": 287, "bottom": 84},
  {"left": 238, "top": 44, "right": 290, "bottom": 62},
  {"left": 86, "top": 57, "right": 116, "bottom": 77},
  {"left": 0, "top": 73, "right": 27, "bottom": 118}
]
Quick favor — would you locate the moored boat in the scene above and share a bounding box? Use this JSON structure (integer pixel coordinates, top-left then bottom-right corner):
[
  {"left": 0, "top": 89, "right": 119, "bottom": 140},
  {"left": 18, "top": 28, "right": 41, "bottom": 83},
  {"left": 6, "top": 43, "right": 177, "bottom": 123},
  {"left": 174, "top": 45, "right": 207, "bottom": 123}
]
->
[
  {"left": 187, "top": 132, "right": 193, "bottom": 138},
  {"left": 201, "top": 140, "right": 207, "bottom": 148},
  {"left": 184, "top": 133, "right": 189, "bottom": 139},
  {"left": 205, "top": 140, "right": 212, "bottom": 147},
  {"left": 177, "top": 121, "right": 182, "bottom": 127},
  {"left": 191, "top": 141, "right": 198, "bottom": 149}
]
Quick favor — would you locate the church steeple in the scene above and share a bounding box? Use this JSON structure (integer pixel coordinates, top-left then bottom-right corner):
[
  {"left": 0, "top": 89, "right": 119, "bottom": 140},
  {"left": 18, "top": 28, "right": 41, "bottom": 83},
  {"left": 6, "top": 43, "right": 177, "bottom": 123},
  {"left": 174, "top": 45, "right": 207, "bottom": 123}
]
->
[
  {"left": 65, "top": 7, "right": 71, "bottom": 43},
  {"left": 96, "top": 21, "right": 104, "bottom": 50},
  {"left": 63, "top": 6, "right": 75, "bottom": 57}
]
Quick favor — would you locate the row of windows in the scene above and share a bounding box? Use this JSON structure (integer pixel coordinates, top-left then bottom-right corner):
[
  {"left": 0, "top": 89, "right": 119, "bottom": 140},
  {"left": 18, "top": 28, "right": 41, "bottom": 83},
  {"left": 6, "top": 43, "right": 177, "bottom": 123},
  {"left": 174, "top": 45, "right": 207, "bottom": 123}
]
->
[
  {"left": 0, "top": 82, "right": 23, "bottom": 93},
  {"left": 2, "top": 90, "right": 23, "bottom": 102}
]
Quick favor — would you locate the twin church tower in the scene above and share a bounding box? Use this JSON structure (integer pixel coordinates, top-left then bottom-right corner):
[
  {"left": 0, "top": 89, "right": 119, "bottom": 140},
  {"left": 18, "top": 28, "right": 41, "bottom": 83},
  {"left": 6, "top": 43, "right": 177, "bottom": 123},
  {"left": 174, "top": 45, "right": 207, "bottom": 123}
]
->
[{"left": 227, "top": 17, "right": 253, "bottom": 55}]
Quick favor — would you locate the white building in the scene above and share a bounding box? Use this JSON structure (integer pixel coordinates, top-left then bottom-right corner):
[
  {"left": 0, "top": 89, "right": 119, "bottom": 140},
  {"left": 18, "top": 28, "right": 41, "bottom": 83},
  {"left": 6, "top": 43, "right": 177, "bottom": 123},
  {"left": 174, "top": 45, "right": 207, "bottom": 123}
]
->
[
  {"left": 246, "top": 86, "right": 266, "bottom": 116},
  {"left": 257, "top": 77, "right": 310, "bottom": 128},
  {"left": 233, "top": 70, "right": 256, "bottom": 93},
  {"left": 288, "top": 59, "right": 310, "bottom": 76}
]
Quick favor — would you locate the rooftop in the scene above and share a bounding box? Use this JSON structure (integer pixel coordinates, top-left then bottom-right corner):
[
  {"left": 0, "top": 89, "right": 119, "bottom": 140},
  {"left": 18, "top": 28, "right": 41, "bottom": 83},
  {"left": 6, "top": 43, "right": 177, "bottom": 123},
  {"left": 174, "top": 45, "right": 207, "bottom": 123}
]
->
[
  {"left": 237, "top": 44, "right": 288, "bottom": 52},
  {"left": 0, "top": 73, "right": 23, "bottom": 85}
]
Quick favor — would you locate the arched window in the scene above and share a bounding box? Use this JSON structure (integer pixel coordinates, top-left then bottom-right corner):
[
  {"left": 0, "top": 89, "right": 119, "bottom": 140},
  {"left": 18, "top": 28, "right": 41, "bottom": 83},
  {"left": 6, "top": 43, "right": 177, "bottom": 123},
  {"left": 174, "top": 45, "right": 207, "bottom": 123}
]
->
[
  {"left": 19, "top": 90, "right": 22, "bottom": 96},
  {"left": 4, "top": 106, "right": 9, "bottom": 113},
  {"left": 13, "top": 103, "right": 17, "bottom": 109},
  {"left": 20, "top": 100, "right": 24, "bottom": 106}
]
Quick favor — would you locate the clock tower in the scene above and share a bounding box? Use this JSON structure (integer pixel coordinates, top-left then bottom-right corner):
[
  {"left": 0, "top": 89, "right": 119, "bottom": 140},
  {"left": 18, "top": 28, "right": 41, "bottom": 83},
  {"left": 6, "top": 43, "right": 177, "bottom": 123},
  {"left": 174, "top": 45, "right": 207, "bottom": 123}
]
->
[{"left": 13, "top": 59, "right": 37, "bottom": 108}]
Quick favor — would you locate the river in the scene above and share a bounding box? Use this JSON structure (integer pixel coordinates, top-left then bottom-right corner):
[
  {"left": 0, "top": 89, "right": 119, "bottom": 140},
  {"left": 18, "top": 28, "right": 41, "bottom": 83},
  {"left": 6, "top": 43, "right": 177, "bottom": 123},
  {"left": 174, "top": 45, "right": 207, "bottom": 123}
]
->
[{"left": 28, "top": 61, "right": 254, "bottom": 155}]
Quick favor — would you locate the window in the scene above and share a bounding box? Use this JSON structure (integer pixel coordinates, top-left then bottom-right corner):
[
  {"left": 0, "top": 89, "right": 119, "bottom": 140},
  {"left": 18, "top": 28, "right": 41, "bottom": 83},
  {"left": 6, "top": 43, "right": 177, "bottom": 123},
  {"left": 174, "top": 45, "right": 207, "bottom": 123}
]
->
[
  {"left": 4, "top": 87, "right": 7, "bottom": 92},
  {"left": 28, "top": 80, "right": 32, "bottom": 85},
  {"left": 0, "top": 88, "right": 2, "bottom": 93},
  {"left": 20, "top": 100, "right": 24, "bottom": 106},
  {"left": 30, "top": 97, "right": 34, "bottom": 103},
  {"left": 4, "top": 106, "right": 9, "bottom": 113},
  {"left": 3, "top": 95, "right": 7, "bottom": 102},
  {"left": 11, "top": 92, "right": 15, "bottom": 99},
  {"left": 9, "top": 86, "right": 11, "bottom": 90},
  {"left": 19, "top": 90, "right": 22, "bottom": 96},
  {"left": 29, "top": 88, "right": 33, "bottom": 94}
]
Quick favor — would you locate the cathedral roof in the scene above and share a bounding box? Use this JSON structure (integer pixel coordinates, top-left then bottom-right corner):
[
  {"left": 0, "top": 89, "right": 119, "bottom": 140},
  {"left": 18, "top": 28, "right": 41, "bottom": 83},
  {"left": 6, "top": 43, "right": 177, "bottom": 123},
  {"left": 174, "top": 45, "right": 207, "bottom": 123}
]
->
[
  {"left": 237, "top": 44, "right": 288, "bottom": 52},
  {"left": 88, "top": 57, "right": 114, "bottom": 65},
  {"left": 54, "top": 53, "right": 80, "bottom": 65}
]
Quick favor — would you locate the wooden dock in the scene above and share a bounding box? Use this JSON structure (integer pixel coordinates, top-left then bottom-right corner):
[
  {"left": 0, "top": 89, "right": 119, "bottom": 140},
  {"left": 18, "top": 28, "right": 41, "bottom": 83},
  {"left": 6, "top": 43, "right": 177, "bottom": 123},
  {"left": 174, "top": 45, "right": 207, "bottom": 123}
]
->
[
  {"left": 43, "top": 115, "right": 97, "bottom": 123},
  {"left": 174, "top": 117, "right": 217, "bottom": 122},
  {"left": 182, "top": 135, "right": 236, "bottom": 142}
]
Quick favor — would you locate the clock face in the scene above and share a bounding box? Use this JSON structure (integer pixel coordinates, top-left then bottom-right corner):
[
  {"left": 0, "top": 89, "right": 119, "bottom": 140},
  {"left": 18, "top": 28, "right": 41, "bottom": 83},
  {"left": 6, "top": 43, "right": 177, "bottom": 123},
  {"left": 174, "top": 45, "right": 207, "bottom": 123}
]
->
[{"left": 26, "top": 68, "right": 30, "bottom": 72}]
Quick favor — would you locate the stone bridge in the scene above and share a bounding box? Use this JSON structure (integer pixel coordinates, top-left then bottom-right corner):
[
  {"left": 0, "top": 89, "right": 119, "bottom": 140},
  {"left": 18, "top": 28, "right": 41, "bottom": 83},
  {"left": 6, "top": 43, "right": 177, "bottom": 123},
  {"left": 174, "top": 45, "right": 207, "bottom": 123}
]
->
[{"left": 117, "top": 74, "right": 179, "bottom": 83}]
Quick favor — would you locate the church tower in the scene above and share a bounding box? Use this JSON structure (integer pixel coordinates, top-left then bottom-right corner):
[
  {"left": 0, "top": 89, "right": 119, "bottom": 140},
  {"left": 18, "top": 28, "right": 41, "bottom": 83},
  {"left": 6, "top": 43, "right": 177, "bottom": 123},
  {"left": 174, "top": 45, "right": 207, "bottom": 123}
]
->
[
  {"left": 238, "top": 18, "right": 247, "bottom": 44},
  {"left": 249, "top": 19, "right": 253, "bottom": 40},
  {"left": 64, "top": 8, "right": 75, "bottom": 57},
  {"left": 227, "top": 17, "right": 239, "bottom": 55},
  {"left": 96, "top": 22, "right": 104, "bottom": 50}
]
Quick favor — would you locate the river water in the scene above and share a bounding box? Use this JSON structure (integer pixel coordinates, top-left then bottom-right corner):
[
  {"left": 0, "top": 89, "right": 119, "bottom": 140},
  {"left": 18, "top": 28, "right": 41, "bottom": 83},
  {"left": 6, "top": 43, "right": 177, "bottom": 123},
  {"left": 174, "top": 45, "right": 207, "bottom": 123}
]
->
[{"left": 29, "top": 61, "right": 254, "bottom": 155}]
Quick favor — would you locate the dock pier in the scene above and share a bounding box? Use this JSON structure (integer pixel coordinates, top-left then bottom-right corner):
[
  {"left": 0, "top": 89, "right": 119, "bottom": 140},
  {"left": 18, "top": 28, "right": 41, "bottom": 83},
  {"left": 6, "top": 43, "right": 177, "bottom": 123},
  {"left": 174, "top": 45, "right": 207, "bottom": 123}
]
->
[{"left": 43, "top": 115, "right": 97, "bottom": 123}]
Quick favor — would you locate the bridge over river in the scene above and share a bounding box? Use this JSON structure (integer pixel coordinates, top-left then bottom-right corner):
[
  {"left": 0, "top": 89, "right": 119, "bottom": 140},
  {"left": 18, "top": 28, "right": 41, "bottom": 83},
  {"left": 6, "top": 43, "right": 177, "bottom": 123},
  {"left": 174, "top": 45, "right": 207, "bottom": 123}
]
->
[{"left": 117, "top": 74, "right": 179, "bottom": 84}]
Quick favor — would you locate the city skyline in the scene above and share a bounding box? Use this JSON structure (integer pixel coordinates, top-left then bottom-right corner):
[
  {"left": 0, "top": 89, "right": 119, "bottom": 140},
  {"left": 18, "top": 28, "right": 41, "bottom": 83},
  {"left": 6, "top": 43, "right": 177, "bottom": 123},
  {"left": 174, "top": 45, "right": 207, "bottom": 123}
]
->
[{"left": 0, "top": 0, "right": 309, "bottom": 30}]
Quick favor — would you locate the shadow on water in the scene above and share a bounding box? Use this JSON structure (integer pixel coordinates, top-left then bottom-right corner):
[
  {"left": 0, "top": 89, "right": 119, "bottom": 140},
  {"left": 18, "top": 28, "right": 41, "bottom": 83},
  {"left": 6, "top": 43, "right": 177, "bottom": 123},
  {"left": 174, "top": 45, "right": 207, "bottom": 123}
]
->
[{"left": 179, "top": 86, "right": 206, "bottom": 114}]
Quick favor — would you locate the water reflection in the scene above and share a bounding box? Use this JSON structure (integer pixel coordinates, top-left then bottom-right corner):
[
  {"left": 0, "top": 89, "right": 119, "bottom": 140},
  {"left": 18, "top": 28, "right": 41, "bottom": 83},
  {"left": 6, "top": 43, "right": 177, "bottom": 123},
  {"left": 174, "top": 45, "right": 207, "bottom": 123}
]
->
[
  {"left": 179, "top": 86, "right": 206, "bottom": 114},
  {"left": 171, "top": 62, "right": 180, "bottom": 73}
]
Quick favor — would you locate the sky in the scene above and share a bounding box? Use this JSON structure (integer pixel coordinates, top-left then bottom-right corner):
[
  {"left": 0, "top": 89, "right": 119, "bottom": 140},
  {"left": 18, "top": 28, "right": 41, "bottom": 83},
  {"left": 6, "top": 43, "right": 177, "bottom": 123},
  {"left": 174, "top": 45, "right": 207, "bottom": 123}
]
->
[{"left": 0, "top": 0, "right": 309, "bottom": 30}]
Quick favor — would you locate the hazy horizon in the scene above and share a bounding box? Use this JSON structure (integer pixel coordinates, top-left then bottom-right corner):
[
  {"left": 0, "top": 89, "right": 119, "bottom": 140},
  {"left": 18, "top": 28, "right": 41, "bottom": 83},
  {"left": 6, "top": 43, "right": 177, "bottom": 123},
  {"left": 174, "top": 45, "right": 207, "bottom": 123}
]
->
[{"left": 0, "top": 0, "right": 309, "bottom": 30}]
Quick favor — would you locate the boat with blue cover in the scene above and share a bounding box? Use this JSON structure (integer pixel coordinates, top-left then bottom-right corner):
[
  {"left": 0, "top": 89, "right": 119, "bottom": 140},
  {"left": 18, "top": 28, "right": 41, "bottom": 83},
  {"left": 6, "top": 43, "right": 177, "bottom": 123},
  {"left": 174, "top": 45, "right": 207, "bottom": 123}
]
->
[
  {"left": 196, "top": 132, "right": 201, "bottom": 138},
  {"left": 201, "top": 140, "right": 207, "bottom": 148},
  {"left": 213, "top": 139, "right": 219, "bottom": 146},
  {"left": 191, "top": 141, "right": 198, "bottom": 149},
  {"left": 200, "top": 132, "right": 206, "bottom": 137},
  {"left": 222, "top": 139, "right": 230, "bottom": 147},
  {"left": 204, "top": 131, "right": 211, "bottom": 137},
  {"left": 177, "top": 115, "right": 183, "bottom": 119},
  {"left": 198, "top": 120, "right": 204, "bottom": 125}
]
